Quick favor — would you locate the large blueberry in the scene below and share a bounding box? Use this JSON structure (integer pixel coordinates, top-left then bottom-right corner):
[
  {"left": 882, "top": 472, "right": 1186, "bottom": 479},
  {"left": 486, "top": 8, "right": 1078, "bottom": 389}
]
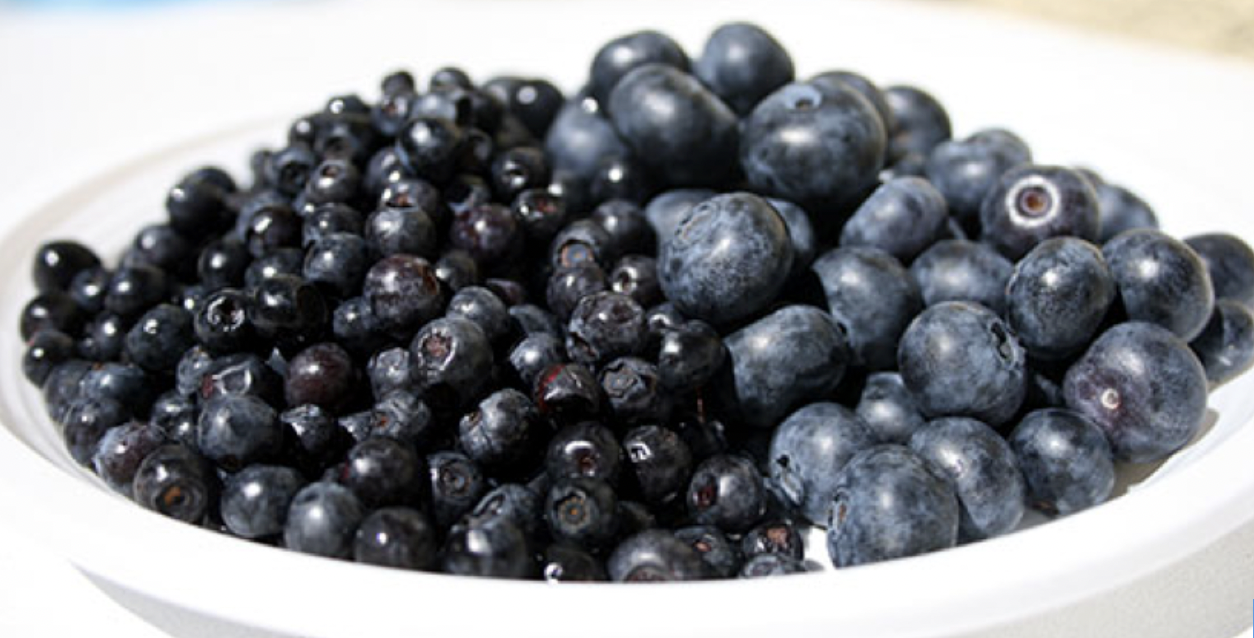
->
[
  {"left": 644, "top": 188, "right": 714, "bottom": 241},
  {"left": 717, "top": 305, "right": 850, "bottom": 428},
  {"left": 1185, "top": 233, "right": 1254, "bottom": 309},
  {"left": 544, "top": 95, "right": 632, "bottom": 182},
  {"left": 767, "top": 402, "right": 875, "bottom": 524},
  {"left": 910, "top": 239, "right": 1014, "bottom": 315},
  {"left": 740, "top": 81, "right": 886, "bottom": 211},
  {"left": 658, "top": 192, "right": 793, "bottom": 325},
  {"left": 221, "top": 464, "right": 307, "bottom": 539},
  {"left": 826, "top": 445, "right": 959, "bottom": 567},
  {"left": 607, "top": 64, "right": 739, "bottom": 187},
  {"left": 1104, "top": 229, "right": 1214, "bottom": 341},
  {"left": 1063, "top": 322, "right": 1208, "bottom": 463},
  {"left": 897, "top": 301, "right": 1026, "bottom": 426},
  {"left": 283, "top": 481, "right": 365, "bottom": 559},
  {"left": 1190, "top": 299, "right": 1254, "bottom": 385},
  {"left": 908, "top": 417, "right": 1025, "bottom": 541},
  {"left": 839, "top": 177, "right": 948, "bottom": 263},
  {"left": 1095, "top": 180, "right": 1158, "bottom": 242},
  {"left": 856, "top": 371, "right": 927, "bottom": 444},
  {"left": 1009, "top": 408, "right": 1115, "bottom": 516},
  {"left": 694, "top": 22, "right": 794, "bottom": 116},
  {"left": 925, "top": 130, "right": 1030, "bottom": 223},
  {"left": 883, "top": 85, "right": 952, "bottom": 160},
  {"left": 811, "top": 246, "right": 922, "bottom": 370},
  {"left": 980, "top": 165, "right": 1100, "bottom": 260},
  {"left": 1006, "top": 238, "right": 1116, "bottom": 360}
]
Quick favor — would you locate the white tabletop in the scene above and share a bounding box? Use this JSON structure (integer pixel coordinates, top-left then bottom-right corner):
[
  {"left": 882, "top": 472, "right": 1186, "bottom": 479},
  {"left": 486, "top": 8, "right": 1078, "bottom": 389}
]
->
[{"left": 0, "top": 1, "right": 1251, "bottom": 636}]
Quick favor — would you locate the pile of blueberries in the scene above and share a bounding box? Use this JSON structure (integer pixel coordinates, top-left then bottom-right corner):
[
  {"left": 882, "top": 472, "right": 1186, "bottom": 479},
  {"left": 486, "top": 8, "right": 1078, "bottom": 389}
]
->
[{"left": 18, "top": 22, "right": 1254, "bottom": 581}]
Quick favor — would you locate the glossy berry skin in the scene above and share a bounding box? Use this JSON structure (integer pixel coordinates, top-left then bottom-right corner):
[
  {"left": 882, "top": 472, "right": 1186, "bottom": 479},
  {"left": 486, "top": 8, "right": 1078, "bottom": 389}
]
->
[
  {"left": 658, "top": 192, "right": 793, "bottom": 325},
  {"left": 925, "top": 132, "right": 1030, "bottom": 223},
  {"left": 1185, "top": 233, "right": 1254, "bottom": 308},
  {"left": 197, "top": 353, "right": 282, "bottom": 405},
  {"left": 427, "top": 451, "right": 488, "bottom": 529},
  {"left": 22, "top": 329, "right": 75, "bottom": 386},
  {"left": 547, "top": 421, "right": 624, "bottom": 485},
  {"left": 434, "top": 250, "right": 480, "bottom": 293},
  {"left": 303, "top": 233, "right": 369, "bottom": 299},
  {"left": 644, "top": 188, "right": 713, "bottom": 241},
  {"left": 551, "top": 216, "right": 616, "bottom": 271},
  {"left": 366, "top": 390, "right": 434, "bottom": 446},
  {"left": 592, "top": 200, "right": 654, "bottom": 256},
  {"left": 132, "top": 444, "right": 217, "bottom": 523},
  {"left": 79, "top": 362, "right": 153, "bottom": 413},
  {"left": 125, "top": 304, "right": 194, "bottom": 373},
  {"left": 1103, "top": 229, "right": 1214, "bottom": 341},
  {"left": 485, "top": 76, "right": 565, "bottom": 140},
  {"left": 763, "top": 198, "right": 817, "bottom": 277},
  {"left": 364, "top": 208, "right": 438, "bottom": 260},
  {"left": 220, "top": 464, "right": 307, "bottom": 539},
  {"left": 718, "top": 305, "right": 849, "bottom": 429},
  {"left": 284, "top": 342, "right": 356, "bottom": 410},
  {"left": 365, "top": 346, "right": 412, "bottom": 399},
  {"left": 533, "top": 363, "right": 602, "bottom": 423},
  {"left": 459, "top": 389, "right": 546, "bottom": 473},
  {"left": 622, "top": 425, "right": 692, "bottom": 506},
  {"left": 1009, "top": 408, "right": 1115, "bottom": 516},
  {"left": 898, "top": 302, "right": 1026, "bottom": 426},
  {"left": 166, "top": 169, "right": 234, "bottom": 237},
  {"left": 827, "top": 445, "right": 959, "bottom": 567},
  {"left": 20, "top": 292, "right": 83, "bottom": 342},
  {"left": 469, "top": 483, "right": 543, "bottom": 542},
  {"left": 302, "top": 203, "right": 362, "bottom": 247},
  {"left": 812, "top": 246, "right": 922, "bottom": 371},
  {"left": 768, "top": 402, "right": 875, "bottom": 524},
  {"left": 194, "top": 289, "right": 257, "bottom": 354},
  {"left": 589, "top": 30, "right": 690, "bottom": 105},
  {"left": 541, "top": 543, "right": 608, "bottom": 582},
  {"left": 656, "top": 320, "right": 724, "bottom": 393},
  {"left": 910, "top": 239, "right": 1014, "bottom": 315},
  {"left": 810, "top": 71, "right": 894, "bottom": 136},
  {"left": 686, "top": 454, "right": 765, "bottom": 533},
  {"left": 69, "top": 266, "right": 111, "bottom": 315},
  {"left": 353, "top": 507, "right": 438, "bottom": 570},
  {"left": 1190, "top": 299, "right": 1254, "bottom": 385},
  {"left": 363, "top": 255, "right": 443, "bottom": 336},
  {"left": 77, "top": 313, "right": 126, "bottom": 362},
  {"left": 395, "top": 117, "right": 463, "bottom": 184},
  {"left": 331, "top": 297, "right": 387, "bottom": 360},
  {"left": 839, "top": 177, "right": 949, "bottom": 263},
  {"left": 283, "top": 481, "right": 366, "bottom": 559},
  {"left": 41, "top": 359, "right": 93, "bottom": 424},
  {"left": 909, "top": 417, "right": 1025, "bottom": 541},
  {"left": 598, "top": 357, "right": 667, "bottom": 425},
  {"left": 741, "top": 520, "right": 804, "bottom": 562},
  {"left": 1064, "top": 322, "right": 1208, "bottom": 463},
  {"left": 508, "top": 333, "right": 564, "bottom": 390},
  {"left": 607, "top": 64, "right": 739, "bottom": 186},
  {"left": 608, "top": 255, "right": 662, "bottom": 308},
  {"left": 103, "top": 264, "right": 168, "bottom": 320},
  {"left": 544, "top": 95, "right": 632, "bottom": 184},
  {"left": 249, "top": 274, "right": 329, "bottom": 353},
  {"left": 673, "top": 525, "right": 740, "bottom": 578},
  {"left": 607, "top": 530, "right": 706, "bottom": 582},
  {"left": 338, "top": 437, "right": 424, "bottom": 507},
  {"left": 565, "top": 292, "right": 645, "bottom": 365},
  {"left": 546, "top": 265, "right": 608, "bottom": 321},
  {"left": 1095, "top": 181, "right": 1159, "bottom": 243},
  {"left": 196, "top": 394, "right": 282, "bottom": 472},
  {"left": 410, "top": 317, "right": 494, "bottom": 411},
  {"left": 980, "top": 165, "right": 1100, "bottom": 260},
  {"left": 447, "top": 286, "right": 511, "bottom": 345},
  {"left": 442, "top": 517, "right": 533, "bottom": 579},
  {"left": 1007, "top": 238, "right": 1117, "bottom": 360},
  {"left": 855, "top": 372, "right": 927, "bottom": 444},
  {"left": 450, "top": 203, "right": 524, "bottom": 267},
  {"left": 546, "top": 476, "right": 621, "bottom": 550},
  {"left": 244, "top": 249, "right": 304, "bottom": 290},
  {"left": 278, "top": 404, "right": 347, "bottom": 465},
  {"left": 883, "top": 85, "right": 952, "bottom": 160},
  {"left": 197, "top": 240, "right": 250, "bottom": 292},
  {"left": 740, "top": 81, "right": 886, "bottom": 211},
  {"left": 694, "top": 22, "right": 794, "bottom": 116},
  {"left": 91, "top": 421, "right": 167, "bottom": 496},
  {"left": 33, "top": 240, "right": 101, "bottom": 293}
]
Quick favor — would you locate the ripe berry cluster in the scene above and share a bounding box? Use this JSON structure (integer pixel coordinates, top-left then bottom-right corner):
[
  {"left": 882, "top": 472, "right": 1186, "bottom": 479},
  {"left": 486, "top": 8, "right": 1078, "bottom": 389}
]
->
[{"left": 18, "top": 22, "right": 1254, "bottom": 581}]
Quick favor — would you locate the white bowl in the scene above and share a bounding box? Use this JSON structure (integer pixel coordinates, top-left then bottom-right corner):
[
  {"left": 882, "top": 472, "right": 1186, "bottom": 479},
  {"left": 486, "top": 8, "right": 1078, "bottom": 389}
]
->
[{"left": 1, "top": 2, "right": 1254, "bottom": 637}]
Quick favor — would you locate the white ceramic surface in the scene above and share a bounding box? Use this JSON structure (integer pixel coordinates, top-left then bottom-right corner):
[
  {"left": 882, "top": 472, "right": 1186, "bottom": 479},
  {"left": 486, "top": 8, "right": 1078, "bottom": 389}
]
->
[{"left": 1, "top": 1, "right": 1253, "bottom": 637}]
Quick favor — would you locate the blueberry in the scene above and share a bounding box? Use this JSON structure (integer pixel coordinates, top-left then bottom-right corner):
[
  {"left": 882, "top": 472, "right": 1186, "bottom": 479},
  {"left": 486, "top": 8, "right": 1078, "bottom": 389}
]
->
[
  {"left": 124, "top": 304, "right": 194, "bottom": 373},
  {"left": 855, "top": 372, "right": 927, "bottom": 444},
  {"left": 717, "top": 305, "right": 849, "bottom": 429},
  {"left": 607, "top": 255, "right": 662, "bottom": 309},
  {"left": 686, "top": 454, "right": 765, "bottom": 533},
  {"left": 543, "top": 95, "right": 632, "bottom": 183},
  {"left": 767, "top": 402, "right": 875, "bottom": 524},
  {"left": 91, "top": 421, "right": 167, "bottom": 496},
  {"left": 908, "top": 417, "right": 1025, "bottom": 541},
  {"left": 33, "top": 240, "right": 101, "bottom": 293},
  {"left": 410, "top": 317, "right": 494, "bottom": 412},
  {"left": 266, "top": 145, "right": 318, "bottom": 196},
  {"left": 469, "top": 483, "right": 544, "bottom": 542},
  {"left": 541, "top": 543, "right": 608, "bottom": 582},
  {"left": 363, "top": 206, "right": 438, "bottom": 260},
  {"left": 1185, "top": 233, "right": 1254, "bottom": 309},
  {"left": 197, "top": 352, "right": 282, "bottom": 404},
  {"left": 980, "top": 165, "right": 1100, "bottom": 260},
  {"left": 367, "top": 390, "right": 434, "bottom": 446},
  {"left": 166, "top": 171, "right": 234, "bottom": 237},
  {"left": 1095, "top": 180, "right": 1159, "bottom": 243},
  {"left": 197, "top": 394, "right": 282, "bottom": 472},
  {"left": 132, "top": 443, "right": 218, "bottom": 523},
  {"left": 331, "top": 296, "right": 388, "bottom": 360},
  {"left": 622, "top": 424, "right": 692, "bottom": 506},
  {"left": 128, "top": 224, "right": 192, "bottom": 278},
  {"left": 395, "top": 117, "right": 464, "bottom": 184},
  {"left": 1007, "top": 237, "right": 1117, "bottom": 360},
  {"left": 194, "top": 289, "right": 258, "bottom": 354},
  {"left": 76, "top": 313, "right": 126, "bottom": 362},
  {"left": 656, "top": 320, "right": 724, "bottom": 393},
  {"left": 592, "top": 200, "right": 655, "bottom": 258},
  {"left": 335, "top": 436, "right": 425, "bottom": 508},
  {"left": 547, "top": 421, "right": 624, "bottom": 485},
  {"left": 1104, "top": 229, "right": 1214, "bottom": 341},
  {"left": 434, "top": 249, "right": 481, "bottom": 293},
  {"left": 249, "top": 274, "right": 330, "bottom": 353},
  {"left": 545, "top": 476, "right": 621, "bottom": 550},
  {"left": 303, "top": 232, "right": 369, "bottom": 299},
  {"left": 240, "top": 202, "right": 302, "bottom": 259},
  {"left": 532, "top": 362, "right": 602, "bottom": 423},
  {"left": 694, "top": 22, "right": 794, "bottom": 115},
  {"left": 607, "top": 530, "right": 706, "bottom": 582},
  {"left": 303, "top": 157, "right": 360, "bottom": 206},
  {"left": 826, "top": 445, "right": 959, "bottom": 567},
  {"left": 812, "top": 246, "right": 922, "bottom": 370},
  {"left": 450, "top": 202, "right": 524, "bottom": 267},
  {"left": 910, "top": 239, "right": 1014, "bottom": 315},
  {"left": 221, "top": 465, "right": 307, "bottom": 539},
  {"left": 883, "top": 85, "right": 952, "bottom": 159},
  {"left": 507, "top": 333, "right": 564, "bottom": 390},
  {"left": 283, "top": 342, "right": 356, "bottom": 410},
  {"left": 447, "top": 286, "right": 511, "bottom": 345},
  {"left": 79, "top": 362, "right": 153, "bottom": 413},
  {"left": 740, "top": 81, "right": 886, "bottom": 211},
  {"left": 20, "top": 291, "right": 84, "bottom": 342},
  {"left": 739, "top": 553, "right": 807, "bottom": 577},
  {"left": 763, "top": 198, "right": 818, "bottom": 276},
  {"left": 589, "top": 30, "right": 690, "bottom": 104},
  {"left": 197, "top": 239, "right": 251, "bottom": 292},
  {"left": 244, "top": 248, "right": 305, "bottom": 290},
  {"left": 22, "top": 329, "right": 75, "bottom": 386},
  {"left": 643, "top": 188, "right": 714, "bottom": 240},
  {"left": 68, "top": 266, "right": 111, "bottom": 315},
  {"left": 1009, "top": 408, "right": 1115, "bottom": 516},
  {"left": 459, "top": 388, "right": 546, "bottom": 472},
  {"left": 741, "top": 519, "right": 804, "bottom": 561},
  {"left": 149, "top": 392, "right": 199, "bottom": 450},
  {"left": 810, "top": 71, "right": 895, "bottom": 135},
  {"left": 442, "top": 516, "right": 533, "bottom": 579},
  {"left": 673, "top": 525, "right": 740, "bottom": 578},
  {"left": 427, "top": 451, "right": 488, "bottom": 529},
  {"left": 353, "top": 507, "right": 438, "bottom": 570},
  {"left": 278, "top": 404, "right": 346, "bottom": 463},
  {"left": 510, "top": 188, "right": 568, "bottom": 245},
  {"left": 1064, "top": 322, "right": 1208, "bottom": 463},
  {"left": 284, "top": 481, "right": 365, "bottom": 559},
  {"left": 1190, "top": 299, "right": 1254, "bottom": 385},
  {"left": 363, "top": 255, "right": 443, "bottom": 335},
  {"left": 839, "top": 177, "right": 948, "bottom": 263},
  {"left": 546, "top": 264, "right": 608, "bottom": 321},
  {"left": 925, "top": 131, "right": 1030, "bottom": 224},
  {"left": 41, "top": 359, "right": 92, "bottom": 424},
  {"left": 658, "top": 192, "right": 794, "bottom": 325},
  {"left": 174, "top": 345, "right": 214, "bottom": 397},
  {"left": 564, "top": 291, "right": 645, "bottom": 365},
  {"left": 897, "top": 301, "right": 1026, "bottom": 426},
  {"left": 485, "top": 76, "right": 565, "bottom": 140}
]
